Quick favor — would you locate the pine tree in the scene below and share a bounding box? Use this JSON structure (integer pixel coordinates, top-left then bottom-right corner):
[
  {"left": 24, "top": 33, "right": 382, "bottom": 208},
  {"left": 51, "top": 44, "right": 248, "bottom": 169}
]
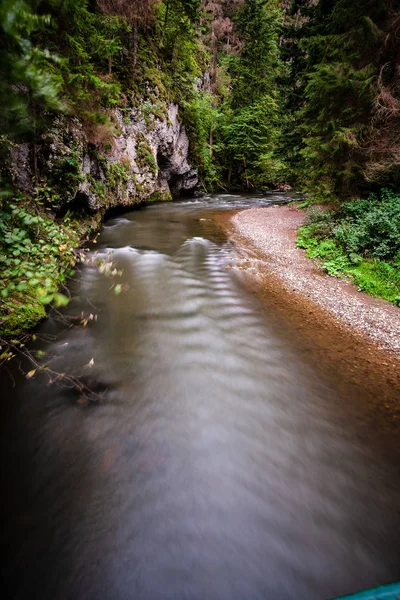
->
[
  {"left": 220, "top": 0, "right": 285, "bottom": 188},
  {"left": 0, "top": 0, "right": 64, "bottom": 139},
  {"left": 283, "top": 0, "right": 396, "bottom": 199}
]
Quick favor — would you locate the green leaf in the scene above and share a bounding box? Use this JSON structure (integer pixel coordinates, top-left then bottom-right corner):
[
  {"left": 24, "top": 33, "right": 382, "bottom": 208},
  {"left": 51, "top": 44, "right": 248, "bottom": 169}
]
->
[
  {"left": 39, "top": 293, "right": 54, "bottom": 304},
  {"left": 52, "top": 293, "right": 69, "bottom": 307}
]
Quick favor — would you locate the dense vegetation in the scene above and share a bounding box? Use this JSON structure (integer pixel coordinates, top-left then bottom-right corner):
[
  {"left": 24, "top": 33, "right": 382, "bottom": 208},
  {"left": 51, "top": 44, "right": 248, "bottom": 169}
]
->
[
  {"left": 297, "top": 190, "right": 400, "bottom": 305},
  {"left": 2, "top": 0, "right": 397, "bottom": 195},
  {"left": 1, "top": 0, "right": 400, "bottom": 338},
  {"left": 284, "top": 0, "right": 400, "bottom": 299},
  {"left": 283, "top": 0, "right": 400, "bottom": 200}
]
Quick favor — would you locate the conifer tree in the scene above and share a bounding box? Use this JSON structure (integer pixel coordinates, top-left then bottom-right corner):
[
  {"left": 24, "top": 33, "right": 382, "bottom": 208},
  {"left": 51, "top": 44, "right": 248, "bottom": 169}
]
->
[
  {"left": 220, "top": 0, "right": 285, "bottom": 188},
  {"left": 283, "top": 0, "right": 397, "bottom": 198}
]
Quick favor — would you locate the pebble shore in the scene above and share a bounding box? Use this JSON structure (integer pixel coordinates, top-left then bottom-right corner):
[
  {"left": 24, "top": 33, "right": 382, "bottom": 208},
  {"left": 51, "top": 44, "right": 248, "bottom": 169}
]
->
[{"left": 229, "top": 205, "right": 400, "bottom": 355}]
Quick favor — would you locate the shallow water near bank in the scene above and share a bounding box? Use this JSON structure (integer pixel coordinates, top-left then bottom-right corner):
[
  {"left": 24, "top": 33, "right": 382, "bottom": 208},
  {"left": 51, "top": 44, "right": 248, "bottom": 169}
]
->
[{"left": 1, "top": 193, "right": 400, "bottom": 600}]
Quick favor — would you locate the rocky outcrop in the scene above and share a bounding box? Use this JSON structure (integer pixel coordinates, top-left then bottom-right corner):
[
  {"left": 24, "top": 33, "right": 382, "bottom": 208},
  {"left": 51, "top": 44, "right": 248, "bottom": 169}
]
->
[
  {"left": 113, "top": 103, "right": 198, "bottom": 202},
  {"left": 11, "top": 101, "right": 198, "bottom": 215}
]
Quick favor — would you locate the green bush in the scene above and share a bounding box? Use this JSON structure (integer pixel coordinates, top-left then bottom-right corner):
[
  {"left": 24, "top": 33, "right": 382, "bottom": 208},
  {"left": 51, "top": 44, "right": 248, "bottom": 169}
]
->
[
  {"left": 334, "top": 190, "right": 400, "bottom": 259},
  {"left": 302, "top": 208, "right": 336, "bottom": 239},
  {"left": 0, "top": 200, "right": 80, "bottom": 336},
  {"left": 296, "top": 189, "right": 400, "bottom": 305}
]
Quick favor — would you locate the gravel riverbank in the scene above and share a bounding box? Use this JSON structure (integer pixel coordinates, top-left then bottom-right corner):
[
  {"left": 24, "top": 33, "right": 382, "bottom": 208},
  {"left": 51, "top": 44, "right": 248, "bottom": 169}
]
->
[
  {"left": 214, "top": 204, "right": 400, "bottom": 408},
  {"left": 229, "top": 204, "right": 400, "bottom": 354}
]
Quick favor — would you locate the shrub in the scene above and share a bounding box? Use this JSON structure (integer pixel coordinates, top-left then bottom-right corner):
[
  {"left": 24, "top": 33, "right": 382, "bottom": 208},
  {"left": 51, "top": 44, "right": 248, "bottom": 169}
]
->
[
  {"left": 334, "top": 189, "right": 400, "bottom": 259},
  {"left": 0, "top": 200, "right": 81, "bottom": 335},
  {"left": 297, "top": 188, "right": 400, "bottom": 305}
]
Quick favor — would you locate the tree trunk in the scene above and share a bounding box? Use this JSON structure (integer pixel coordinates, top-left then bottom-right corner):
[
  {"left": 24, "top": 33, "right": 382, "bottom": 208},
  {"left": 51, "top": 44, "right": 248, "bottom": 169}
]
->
[
  {"left": 211, "top": 28, "right": 218, "bottom": 87},
  {"left": 160, "top": 0, "right": 170, "bottom": 47},
  {"left": 132, "top": 22, "right": 138, "bottom": 69},
  {"left": 30, "top": 90, "right": 39, "bottom": 193},
  {"left": 243, "top": 156, "right": 249, "bottom": 188}
]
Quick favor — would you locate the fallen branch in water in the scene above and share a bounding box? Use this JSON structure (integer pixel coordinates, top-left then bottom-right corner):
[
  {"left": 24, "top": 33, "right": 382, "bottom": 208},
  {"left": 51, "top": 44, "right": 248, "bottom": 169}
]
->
[
  {"left": 0, "top": 333, "right": 106, "bottom": 403},
  {"left": 0, "top": 310, "right": 105, "bottom": 404}
]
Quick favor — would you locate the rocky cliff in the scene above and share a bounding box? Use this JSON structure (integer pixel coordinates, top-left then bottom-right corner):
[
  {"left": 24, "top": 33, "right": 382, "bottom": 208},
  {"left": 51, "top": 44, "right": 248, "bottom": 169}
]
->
[
  {"left": 1, "top": 100, "right": 199, "bottom": 336},
  {"left": 11, "top": 102, "right": 198, "bottom": 216}
]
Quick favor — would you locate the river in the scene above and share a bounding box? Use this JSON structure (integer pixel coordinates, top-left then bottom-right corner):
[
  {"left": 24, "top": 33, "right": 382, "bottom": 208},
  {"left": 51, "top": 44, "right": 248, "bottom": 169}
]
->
[{"left": 1, "top": 193, "right": 400, "bottom": 600}]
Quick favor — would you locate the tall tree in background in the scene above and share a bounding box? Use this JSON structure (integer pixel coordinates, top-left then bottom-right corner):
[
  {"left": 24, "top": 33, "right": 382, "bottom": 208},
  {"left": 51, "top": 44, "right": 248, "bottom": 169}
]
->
[
  {"left": 200, "top": 1, "right": 243, "bottom": 88},
  {"left": 365, "top": 6, "right": 400, "bottom": 186},
  {"left": 97, "top": 0, "right": 160, "bottom": 68},
  {"left": 231, "top": 0, "right": 282, "bottom": 106},
  {"left": 282, "top": 0, "right": 398, "bottom": 198},
  {"left": 220, "top": 0, "right": 285, "bottom": 188}
]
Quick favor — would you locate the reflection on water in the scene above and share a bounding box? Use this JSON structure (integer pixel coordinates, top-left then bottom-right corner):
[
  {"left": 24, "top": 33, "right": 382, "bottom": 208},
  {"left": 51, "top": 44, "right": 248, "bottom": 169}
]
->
[{"left": 1, "top": 193, "right": 400, "bottom": 600}]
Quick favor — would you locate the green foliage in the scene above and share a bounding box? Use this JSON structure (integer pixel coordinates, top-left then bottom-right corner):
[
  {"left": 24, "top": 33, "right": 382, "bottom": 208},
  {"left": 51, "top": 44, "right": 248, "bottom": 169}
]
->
[
  {"left": 136, "top": 135, "right": 157, "bottom": 176},
  {"left": 40, "top": 0, "right": 131, "bottom": 122},
  {"left": 0, "top": 0, "right": 130, "bottom": 148},
  {"left": 281, "top": 0, "right": 395, "bottom": 198},
  {"left": 141, "top": 99, "right": 169, "bottom": 122},
  {"left": 156, "top": 0, "right": 285, "bottom": 191},
  {"left": 159, "top": 1, "right": 221, "bottom": 189},
  {"left": 147, "top": 189, "right": 173, "bottom": 203},
  {"left": 0, "top": 200, "right": 80, "bottom": 336},
  {"left": 107, "top": 161, "right": 130, "bottom": 187},
  {"left": 296, "top": 190, "right": 400, "bottom": 305},
  {"left": 0, "top": 0, "right": 289, "bottom": 198},
  {"left": 173, "top": 0, "right": 287, "bottom": 190},
  {"left": 46, "top": 149, "right": 84, "bottom": 202},
  {"left": 334, "top": 191, "right": 400, "bottom": 259},
  {"left": 88, "top": 176, "right": 106, "bottom": 200},
  {"left": 182, "top": 90, "right": 222, "bottom": 188},
  {"left": 157, "top": 0, "right": 202, "bottom": 101},
  {"left": 231, "top": 0, "right": 283, "bottom": 107},
  {"left": 88, "top": 159, "right": 133, "bottom": 203},
  {"left": 221, "top": 94, "right": 285, "bottom": 188},
  {"left": 216, "top": 0, "right": 285, "bottom": 189},
  {"left": 0, "top": 0, "right": 64, "bottom": 138}
]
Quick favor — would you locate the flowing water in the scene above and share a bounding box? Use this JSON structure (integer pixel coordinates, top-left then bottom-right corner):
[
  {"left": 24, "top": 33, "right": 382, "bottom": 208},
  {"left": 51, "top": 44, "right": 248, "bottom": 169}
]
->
[{"left": 1, "top": 193, "right": 400, "bottom": 600}]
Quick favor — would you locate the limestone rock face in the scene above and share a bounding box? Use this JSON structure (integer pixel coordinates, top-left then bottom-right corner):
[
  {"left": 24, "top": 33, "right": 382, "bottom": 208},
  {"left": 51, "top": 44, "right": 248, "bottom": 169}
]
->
[
  {"left": 12, "top": 102, "right": 198, "bottom": 214},
  {"left": 109, "top": 103, "right": 198, "bottom": 205},
  {"left": 147, "top": 104, "right": 198, "bottom": 195}
]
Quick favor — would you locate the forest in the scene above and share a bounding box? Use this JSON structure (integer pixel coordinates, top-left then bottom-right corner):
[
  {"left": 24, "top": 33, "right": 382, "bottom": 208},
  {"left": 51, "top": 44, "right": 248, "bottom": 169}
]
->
[{"left": 1, "top": 0, "right": 400, "bottom": 336}]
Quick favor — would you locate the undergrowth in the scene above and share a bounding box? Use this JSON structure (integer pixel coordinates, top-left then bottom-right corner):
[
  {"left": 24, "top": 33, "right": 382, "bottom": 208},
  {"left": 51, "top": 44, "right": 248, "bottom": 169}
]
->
[
  {"left": 296, "top": 190, "right": 400, "bottom": 306},
  {"left": 0, "top": 199, "right": 82, "bottom": 337}
]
